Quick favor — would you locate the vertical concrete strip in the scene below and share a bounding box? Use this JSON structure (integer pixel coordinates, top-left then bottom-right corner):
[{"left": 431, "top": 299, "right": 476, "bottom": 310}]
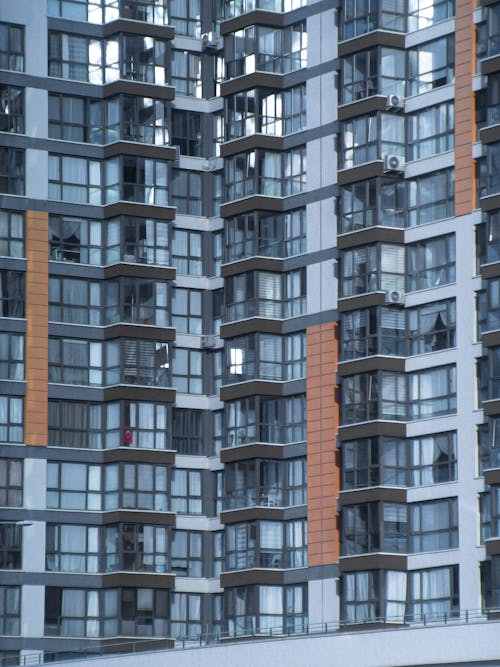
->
[
  {"left": 306, "top": 321, "right": 339, "bottom": 567},
  {"left": 25, "top": 210, "right": 49, "bottom": 446},
  {"left": 455, "top": 0, "right": 476, "bottom": 215}
]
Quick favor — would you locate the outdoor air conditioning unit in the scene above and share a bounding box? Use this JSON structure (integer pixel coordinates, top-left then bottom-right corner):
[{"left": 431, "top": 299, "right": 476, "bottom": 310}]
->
[
  {"left": 386, "top": 94, "right": 404, "bottom": 111},
  {"left": 202, "top": 31, "right": 220, "bottom": 51},
  {"left": 384, "top": 154, "right": 405, "bottom": 174},
  {"left": 201, "top": 335, "right": 217, "bottom": 349},
  {"left": 385, "top": 290, "right": 405, "bottom": 306}
]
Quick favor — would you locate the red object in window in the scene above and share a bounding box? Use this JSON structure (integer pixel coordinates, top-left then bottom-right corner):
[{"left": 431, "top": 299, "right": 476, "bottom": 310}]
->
[{"left": 123, "top": 428, "right": 133, "bottom": 445}]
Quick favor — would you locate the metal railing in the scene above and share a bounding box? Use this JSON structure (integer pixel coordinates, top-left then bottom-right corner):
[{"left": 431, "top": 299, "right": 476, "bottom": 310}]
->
[{"left": 6, "top": 607, "right": 500, "bottom": 667}]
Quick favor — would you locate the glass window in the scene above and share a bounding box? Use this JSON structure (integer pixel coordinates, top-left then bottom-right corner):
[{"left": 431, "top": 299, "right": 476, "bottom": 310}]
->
[
  {"left": 170, "top": 0, "right": 201, "bottom": 36},
  {"left": 341, "top": 307, "right": 406, "bottom": 359},
  {"left": 171, "top": 50, "right": 202, "bottom": 97},
  {"left": 0, "top": 85, "right": 23, "bottom": 133},
  {"left": 409, "top": 498, "right": 458, "bottom": 552},
  {"left": 409, "top": 432, "right": 457, "bottom": 486},
  {"left": 342, "top": 570, "right": 407, "bottom": 624},
  {"left": 408, "top": 0, "right": 455, "bottom": 31},
  {"left": 225, "top": 459, "right": 305, "bottom": 510},
  {"left": 407, "top": 299, "right": 456, "bottom": 355},
  {"left": 171, "top": 347, "right": 202, "bottom": 394},
  {"left": 170, "top": 592, "right": 201, "bottom": 640},
  {"left": 408, "top": 102, "right": 454, "bottom": 161},
  {"left": 0, "top": 459, "right": 22, "bottom": 506},
  {"left": 0, "top": 587, "right": 20, "bottom": 635},
  {"left": 340, "top": 244, "right": 405, "bottom": 297},
  {"left": 104, "top": 463, "right": 168, "bottom": 511},
  {"left": 45, "top": 587, "right": 100, "bottom": 637},
  {"left": 409, "top": 36, "right": 455, "bottom": 96},
  {"left": 47, "top": 462, "right": 102, "bottom": 511},
  {"left": 341, "top": 371, "right": 407, "bottom": 424},
  {"left": 407, "top": 234, "right": 455, "bottom": 291},
  {"left": 170, "top": 170, "right": 202, "bottom": 215},
  {"left": 0, "top": 23, "right": 23, "bottom": 71},
  {"left": 408, "top": 365, "right": 456, "bottom": 419},
  {"left": 342, "top": 502, "right": 407, "bottom": 555},
  {"left": 0, "top": 211, "right": 23, "bottom": 258},
  {"left": 171, "top": 229, "right": 203, "bottom": 275},
  {"left": 342, "top": 437, "right": 407, "bottom": 489},
  {"left": 0, "top": 525, "right": 21, "bottom": 569},
  {"left": 407, "top": 169, "right": 454, "bottom": 226},
  {"left": 171, "top": 530, "right": 202, "bottom": 576},
  {"left": 171, "top": 469, "right": 202, "bottom": 515},
  {"left": 341, "top": 48, "right": 405, "bottom": 104},
  {"left": 0, "top": 148, "right": 24, "bottom": 195},
  {"left": 48, "top": 337, "right": 169, "bottom": 388},
  {"left": 0, "top": 397, "right": 23, "bottom": 444},
  {"left": 171, "top": 110, "right": 201, "bottom": 157},
  {"left": 46, "top": 524, "right": 99, "bottom": 573},
  {"left": 104, "top": 523, "right": 167, "bottom": 573},
  {"left": 172, "top": 409, "right": 202, "bottom": 455},
  {"left": 0, "top": 333, "right": 23, "bottom": 381}
]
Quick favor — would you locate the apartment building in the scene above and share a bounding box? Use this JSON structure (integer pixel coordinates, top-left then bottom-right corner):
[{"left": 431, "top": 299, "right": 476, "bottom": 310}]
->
[{"left": 0, "top": 0, "right": 498, "bottom": 664}]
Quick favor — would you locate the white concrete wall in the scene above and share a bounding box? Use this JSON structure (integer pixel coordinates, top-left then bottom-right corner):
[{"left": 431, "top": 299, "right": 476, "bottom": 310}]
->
[{"left": 47, "top": 620, "right": 500, "bottom": 667}]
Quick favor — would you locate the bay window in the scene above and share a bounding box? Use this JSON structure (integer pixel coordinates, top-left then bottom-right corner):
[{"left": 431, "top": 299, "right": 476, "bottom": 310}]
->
[
  {"left": 341, "top": 113, "right": 405, "bottom": 169},
  {"left": 341, "top": 48, "right": 405, "bottom": 104},
  {"left": 225, "top": 519, "right": 307, "bottom": 571},
  {"left": 104, "top": 462, "right": 168, "bottom": 511},
  {"left": 104, "top": 523, "right": 167, "bottom": 573},
  {"left": 340, "top": 244, "right": 405, "bottom": 297},
  {"left": 48, "top": 32, "right": 168, "bottom": 84},
  {"left": 225, "top": 269, "right": 306, "bottom": 322},
  {"left": 342, "top": 437, "right": 407, "bottom": 489},
  {"left": 225, "top": 458, "right": 306, "bottom": 509},
  {"left": 225, "top": 147, "right": 306, "bottom": 200},
  {"left": 225, "top": 209, "right": 306, "bottom": 261},
  {"left": 341, "top": 307, "right": 405, "bottom": 359},
  {"left": 341, "top": 502, "right": 407, "bottom": 555},
  {"left": 341, "top": 371, "right": 407, "bottom": 424},
  {"left": 225, "top": 394, "right": 306, "bottom": 447},
  {"left": 48, "top": 338, "right": 169, "bottom": 388},
  {"left": 225, "top": 332, "right": 305, "bottom": 383}
]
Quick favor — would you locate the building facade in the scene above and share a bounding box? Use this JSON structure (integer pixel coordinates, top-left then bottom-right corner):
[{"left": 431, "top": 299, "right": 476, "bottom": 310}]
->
[{"left": 0, "top": 0, "right": 498, "bottom": 663}]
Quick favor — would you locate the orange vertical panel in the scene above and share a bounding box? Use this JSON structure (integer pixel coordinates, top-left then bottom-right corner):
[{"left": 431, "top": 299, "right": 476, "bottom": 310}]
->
[
  {"left": 454, "top": 0, "right": 476, "bottom": 215},
  {"left": 25, "top": 210, "right": 49, "bottom": 446},
  {"left": 306, "top": 321, "right": 340, "bottom": 567}
]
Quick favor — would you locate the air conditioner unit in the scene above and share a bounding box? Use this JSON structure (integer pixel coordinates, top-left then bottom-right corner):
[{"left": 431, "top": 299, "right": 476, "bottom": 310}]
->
[
  {"left": 201, "top": 335, "right": 217, "bottom": 349},
  {"left": 384, "top": 154, "right": 405, "bottom": 174},
  {"left": 385, "top": 290, "right": 405, "bottom": 305},
  {"left": 386, "top": 94, "right": 404, "bottom": 110},
  {"left": 201, "top": 31, "right": 220, "bottom": 51}
]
